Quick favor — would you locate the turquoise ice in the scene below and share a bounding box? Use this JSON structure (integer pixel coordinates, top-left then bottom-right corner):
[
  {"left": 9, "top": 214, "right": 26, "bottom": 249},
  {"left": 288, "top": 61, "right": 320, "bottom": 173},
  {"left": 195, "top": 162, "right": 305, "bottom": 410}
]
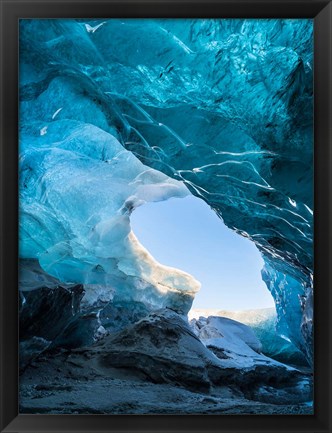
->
[{"left": 19, "top": 18, "right": 313, "bottom": 364}]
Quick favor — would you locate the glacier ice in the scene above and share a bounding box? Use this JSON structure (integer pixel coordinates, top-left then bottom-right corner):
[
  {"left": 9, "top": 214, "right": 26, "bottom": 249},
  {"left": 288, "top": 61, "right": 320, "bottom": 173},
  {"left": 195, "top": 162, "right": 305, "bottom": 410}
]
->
[
  {"left": 19, "top": 18, "right": 313, "bottom": 365},
  {"left": 19, "top": 119, "right": 200, "bottom": 313}
]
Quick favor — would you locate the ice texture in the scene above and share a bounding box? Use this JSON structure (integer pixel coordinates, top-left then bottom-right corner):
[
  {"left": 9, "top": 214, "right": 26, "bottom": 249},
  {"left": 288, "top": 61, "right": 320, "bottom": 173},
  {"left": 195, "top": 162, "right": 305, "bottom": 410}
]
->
[
  {"left": 19, "top": 119, "right": 200, "bottom": 312},
  {"left": 19, "top": 19, "right": 313, "bottom": 363}
]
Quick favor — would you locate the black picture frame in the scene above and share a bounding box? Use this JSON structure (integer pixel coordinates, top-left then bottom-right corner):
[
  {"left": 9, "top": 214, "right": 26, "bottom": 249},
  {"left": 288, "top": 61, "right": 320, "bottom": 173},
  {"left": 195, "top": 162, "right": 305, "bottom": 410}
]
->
[{"left": 1, "top": 1, "right": 331, "bottom": 432}]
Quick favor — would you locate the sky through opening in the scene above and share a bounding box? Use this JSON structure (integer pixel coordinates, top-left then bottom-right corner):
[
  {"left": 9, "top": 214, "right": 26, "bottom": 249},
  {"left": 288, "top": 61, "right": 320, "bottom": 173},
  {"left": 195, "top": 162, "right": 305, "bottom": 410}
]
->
[{"left": 131, "top": 195, "right": 275, "bottom": 311}]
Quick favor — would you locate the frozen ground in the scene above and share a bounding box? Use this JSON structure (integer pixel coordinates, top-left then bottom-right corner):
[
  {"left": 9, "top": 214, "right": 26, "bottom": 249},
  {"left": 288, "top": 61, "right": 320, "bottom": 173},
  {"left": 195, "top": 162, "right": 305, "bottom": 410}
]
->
[
  {"left": 20, "top": 309, "right": 313, "bottom": 415},
  {"left": 20, "top": 375, "right": 313, "bottom": 415}
]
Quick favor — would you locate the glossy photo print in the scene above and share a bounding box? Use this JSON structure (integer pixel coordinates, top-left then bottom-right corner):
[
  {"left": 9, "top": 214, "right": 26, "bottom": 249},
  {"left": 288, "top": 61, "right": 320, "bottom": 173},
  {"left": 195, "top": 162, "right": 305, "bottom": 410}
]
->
[{"left": 19, "top": 19, "right": 313, "bottom": 415}]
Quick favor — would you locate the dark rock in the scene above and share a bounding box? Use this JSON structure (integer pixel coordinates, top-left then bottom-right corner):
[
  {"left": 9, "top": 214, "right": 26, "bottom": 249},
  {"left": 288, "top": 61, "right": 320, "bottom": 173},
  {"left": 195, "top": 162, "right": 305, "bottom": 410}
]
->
[
  {"left": 99, "top": 300, "right": 150, "bottom": 333},
  {"left": 83, "top": 308, "right": 311, "bottom": 400},
  {"left": 19, "top": 337, "right": 51, "bottom": 370},
  {"left": 20, "top": 285, "right": 85, "bottom": 341},
  {"left": 92, "top": 308, "right": 219, "bottom": 392},
  {"left": 51, "top": 313, "right": 100, "bottom": 349}
]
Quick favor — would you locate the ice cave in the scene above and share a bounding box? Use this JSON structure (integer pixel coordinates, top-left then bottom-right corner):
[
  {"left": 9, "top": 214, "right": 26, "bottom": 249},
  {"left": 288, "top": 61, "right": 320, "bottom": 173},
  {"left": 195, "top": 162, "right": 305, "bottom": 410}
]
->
[{"left": 19, "top": 18, "right": 313, "bottom": 414}]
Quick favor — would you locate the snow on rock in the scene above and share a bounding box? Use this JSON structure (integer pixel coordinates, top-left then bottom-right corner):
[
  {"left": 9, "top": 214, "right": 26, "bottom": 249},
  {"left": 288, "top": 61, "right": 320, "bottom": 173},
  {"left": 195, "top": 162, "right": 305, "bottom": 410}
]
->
[
  {"left": 190, "top": 315, "right": 263, "bottom": 359},
  {"left": 189, "top": 308, "right": 309, "bottom": 367}
]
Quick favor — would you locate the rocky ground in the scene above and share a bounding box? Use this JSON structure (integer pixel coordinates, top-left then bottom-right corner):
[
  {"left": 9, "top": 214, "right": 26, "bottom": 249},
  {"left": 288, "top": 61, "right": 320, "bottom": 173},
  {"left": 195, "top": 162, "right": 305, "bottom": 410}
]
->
[
  {"left": 20, "top": 374, "right": 313, "bottom": 415},
  {"left": 19, "top": 309, "right": 313, "bottom": 415}
]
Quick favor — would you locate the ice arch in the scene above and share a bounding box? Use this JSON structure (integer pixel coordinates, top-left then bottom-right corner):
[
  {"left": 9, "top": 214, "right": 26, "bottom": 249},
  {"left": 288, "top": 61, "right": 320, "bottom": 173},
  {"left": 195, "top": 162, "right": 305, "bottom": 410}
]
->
[{"left": 19, "top": 18, "right": 313, "bottom": 365}]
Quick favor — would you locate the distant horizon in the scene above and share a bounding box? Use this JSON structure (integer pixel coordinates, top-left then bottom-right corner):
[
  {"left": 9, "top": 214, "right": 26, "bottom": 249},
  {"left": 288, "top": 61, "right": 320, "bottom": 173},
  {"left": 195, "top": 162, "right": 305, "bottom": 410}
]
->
[
  {"left": 131, "top": 195, "right": 275, "bottom": 311},
  {"left": 189, "top": 306, "right": 275, "bottom": 313}
]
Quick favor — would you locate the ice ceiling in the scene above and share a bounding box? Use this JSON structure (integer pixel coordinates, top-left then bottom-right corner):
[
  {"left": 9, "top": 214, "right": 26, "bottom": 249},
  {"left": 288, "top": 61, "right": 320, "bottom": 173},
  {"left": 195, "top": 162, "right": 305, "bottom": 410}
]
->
[{"left": 19, "top": 19, "right": 313, "bottom": 364}]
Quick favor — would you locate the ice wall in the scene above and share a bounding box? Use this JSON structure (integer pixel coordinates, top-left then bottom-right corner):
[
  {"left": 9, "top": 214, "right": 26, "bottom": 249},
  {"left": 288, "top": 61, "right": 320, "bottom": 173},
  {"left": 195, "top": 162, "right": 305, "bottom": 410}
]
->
[
  {"left": 19, "top": 109, "right": 200, "bottom": 313},
  {"left": 19, "top": 19, "right": 313, "bottom": 363}
]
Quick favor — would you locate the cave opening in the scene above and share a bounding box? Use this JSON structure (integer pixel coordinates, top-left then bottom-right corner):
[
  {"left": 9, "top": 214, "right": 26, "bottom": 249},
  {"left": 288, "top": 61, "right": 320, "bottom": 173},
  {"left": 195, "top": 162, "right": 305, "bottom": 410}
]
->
[
  {"left": 131, "top": 194, "right": 275, "bottom": 314},
  {"left": 131, "top": 194, "right": 310, "bottom": 368}
]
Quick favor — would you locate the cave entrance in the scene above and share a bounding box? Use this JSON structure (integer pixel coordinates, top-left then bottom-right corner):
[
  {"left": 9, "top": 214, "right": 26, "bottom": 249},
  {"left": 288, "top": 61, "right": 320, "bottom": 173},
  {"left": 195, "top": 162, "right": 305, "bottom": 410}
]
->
[{"left": 131, "top": 195, "right": 274, "bottom": 315}]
